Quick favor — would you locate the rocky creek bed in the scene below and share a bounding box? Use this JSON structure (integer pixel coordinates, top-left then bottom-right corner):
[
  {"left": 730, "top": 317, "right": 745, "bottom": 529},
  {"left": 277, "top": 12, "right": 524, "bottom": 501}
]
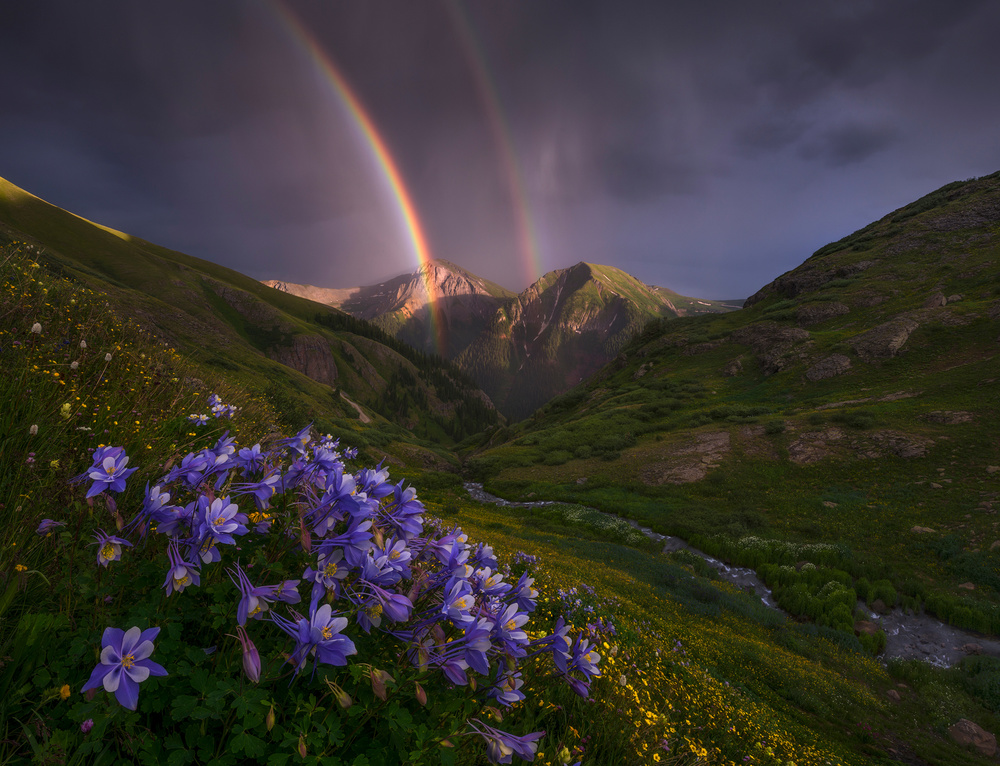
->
[{"left": 464, "top": 482, "right": 1000, "bottom": 668}]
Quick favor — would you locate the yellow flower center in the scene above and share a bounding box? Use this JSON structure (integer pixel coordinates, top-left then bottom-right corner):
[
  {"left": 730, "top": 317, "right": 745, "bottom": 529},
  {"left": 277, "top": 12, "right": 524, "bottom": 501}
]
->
[
  {"left": 324, "top": 563, "right": 339, "bottom": 577},
  {"left": 389, "top": 550, "right": 400, "bottom": 560},
  {"left": 121, "top": 653, "right": 135, "bottom": 670},
  {"left": 506, "top": 619, "right": 518, "bottom": 631},
  {"left": 367, "top": 604, "right": 383, "bottom": 618},
  {"left": 213, "top": 516, "right": 226, "bottom": 526},
  {"left": 100, "top": 543, "right": 115, "bottom": 560},
  {"left": 249, "top": 605, "right": 262, "bottom": 617},
  {"left": 321, "top": 626, "right": 333, "bottom": 639}
]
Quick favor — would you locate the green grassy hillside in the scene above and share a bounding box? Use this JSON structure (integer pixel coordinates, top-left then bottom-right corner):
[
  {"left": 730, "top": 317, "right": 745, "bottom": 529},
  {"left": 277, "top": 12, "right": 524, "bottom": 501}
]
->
[
  {"left": 0, "top": 176, "right": 499, "bottom": 454},
  {"left": 468, "top": 170, "right": 1000, "bottom": 640}
]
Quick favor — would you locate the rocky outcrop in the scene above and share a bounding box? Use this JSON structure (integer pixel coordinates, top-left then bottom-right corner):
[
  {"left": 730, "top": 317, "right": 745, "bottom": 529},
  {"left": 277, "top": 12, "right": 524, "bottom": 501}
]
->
[
  {"left": 207, "top": 280, "right": 295, "bottom": 335},
  {"left": 730, "top": 322, "right": 810, "bottom": 374},
  {"left": 744, "top": 260, "right": 876, "bottom": 306},
  {"left": 805, "top": 354, "right": 852, "bottom": 382},
  {"left": 640, "top": 431, "right": 731, "bottom": 485},
  {"left": 850, "top": 317, "right": 919, "bottom": 362},
  {"left": 267, "top": 335, "right": 339, "bottom": 388},
  {"left": 788, "top": 428, "right": 929, "bottom": 464},
  {"left": 948, "top": 719, "right": 997, "bottom": 757},
  {"left": 796, "top": 301, "right": 849, "bottom": 326}
]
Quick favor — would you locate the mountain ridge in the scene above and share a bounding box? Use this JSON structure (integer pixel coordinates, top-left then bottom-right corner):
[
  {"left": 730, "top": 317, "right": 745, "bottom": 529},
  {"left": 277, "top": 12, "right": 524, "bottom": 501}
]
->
[{"left": 266, "top": 258, "right": 740, "bottom": 418}]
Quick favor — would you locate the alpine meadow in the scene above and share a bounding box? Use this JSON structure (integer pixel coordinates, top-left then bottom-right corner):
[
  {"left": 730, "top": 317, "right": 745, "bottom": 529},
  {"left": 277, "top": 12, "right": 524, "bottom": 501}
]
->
[{"left": 4, "top": 163, "right": 1000, "bottom": 766}]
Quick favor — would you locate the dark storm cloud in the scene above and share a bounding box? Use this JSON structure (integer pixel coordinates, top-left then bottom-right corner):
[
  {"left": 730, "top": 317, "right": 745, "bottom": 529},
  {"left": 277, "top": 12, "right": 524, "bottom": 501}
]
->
[
  {"left": 2, "top": 0, "right": 1000, "bottom": 297},
  {"left": 799, "top": 123, "right": 900, "bottom": 167}
]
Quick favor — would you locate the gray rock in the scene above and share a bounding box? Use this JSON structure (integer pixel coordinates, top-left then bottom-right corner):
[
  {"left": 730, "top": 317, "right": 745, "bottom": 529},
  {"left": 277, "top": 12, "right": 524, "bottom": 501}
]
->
[
  {"left": 805, "top": 354, "right": 852, "bottom": 382},
  {"left": 926, "top": 410, "right": 974, "bottom": 424},
  {"left": 947, "top": 294, "right": 963, "bottom": 303},
  {"left": 948, "top": 719, "right": 997, "bottom": 757},
  {"left": 850, "top": 317, "right": 920, "bottom": 363},
  {"left": 924, "top": 292, "right": 947, "bottom": 308},
  {"left": 722, "top": 358, "right": 743, "bottom": 377},
  {"left": 796, "top": 301, "right": 850, "bottom": 326}
]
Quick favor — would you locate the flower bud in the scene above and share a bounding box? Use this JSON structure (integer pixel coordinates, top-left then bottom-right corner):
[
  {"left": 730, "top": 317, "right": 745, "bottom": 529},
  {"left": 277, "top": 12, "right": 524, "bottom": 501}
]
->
[
  {"left": 266, "top": 706, "right": 276, "bottom": 731},
  {"left": 297, "top": 734, "right": 307, "bottom": 758},
  {"left": 60, "top": 403, "right": 72, "bottom": 419},
  {"left": 335, "top": 688, "right": 352, "bottom": 709},
  {"left": 234, "top": 626, "right": 260, "bottom": 683},
  {"left": 414, "top": 681, "right": 427, "bottom": 707},
  {"left": 371, "top": 668, "right": 387, "bottom": 701}
]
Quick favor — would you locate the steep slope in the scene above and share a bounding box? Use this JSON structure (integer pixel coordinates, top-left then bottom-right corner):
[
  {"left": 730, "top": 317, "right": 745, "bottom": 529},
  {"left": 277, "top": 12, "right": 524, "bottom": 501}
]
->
[
  {"left": 0, "top": 175, "right": 499, "bottom": 448},
  {"left": 458, "top": 262, "right": 682, "bottom": 419},
  {"left": 469, "top": 170, "right": 1000, "bottom": 634}
]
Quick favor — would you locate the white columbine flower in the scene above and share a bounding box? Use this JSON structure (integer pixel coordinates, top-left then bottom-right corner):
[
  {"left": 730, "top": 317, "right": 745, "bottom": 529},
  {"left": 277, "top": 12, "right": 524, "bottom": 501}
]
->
[
  {"left": 30, "top": 323, "right": 41, "bottom": 334},
  {"left": 104, "top": 353, "right": 112, "bottom": 361},
  {"left": 80, "top": 340, "right": 87, "bottom": 349},
  {"left": 29, "top": 424, "right": 38, "bottom": 436}
]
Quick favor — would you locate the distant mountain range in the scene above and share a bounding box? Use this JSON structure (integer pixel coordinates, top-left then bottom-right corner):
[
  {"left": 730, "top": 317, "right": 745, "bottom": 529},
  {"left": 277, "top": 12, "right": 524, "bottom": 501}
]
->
[{"left": 265, "top": 262, "right": 741, "bottom": 419}]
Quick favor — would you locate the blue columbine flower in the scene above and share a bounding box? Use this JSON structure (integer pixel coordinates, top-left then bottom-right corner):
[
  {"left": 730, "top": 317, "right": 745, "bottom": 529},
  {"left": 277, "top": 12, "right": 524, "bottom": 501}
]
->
[
  {"left": 92, "top": 529, "right": 132, "bottom": 567},
  {"left": 162, "top": 539, "right": 200, "bottom": 596},
  {"left": 84, "top": 449, "right": 137, "bottom": 498},
  {"left": 197, "top": 496, "right": 248, "bottom": 546},
  {"left": 467, "top": 719, "right": 544, "bottom": 765},
  {"left": 80, "top": 626, "right": 167, "bottom": 710},
  {"left": 271, "top": 603, "right": 356, "bottom": 676}
]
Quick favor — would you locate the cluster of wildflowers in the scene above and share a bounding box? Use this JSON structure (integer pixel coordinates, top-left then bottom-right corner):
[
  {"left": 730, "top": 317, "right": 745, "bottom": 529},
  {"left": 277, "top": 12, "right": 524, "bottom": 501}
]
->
[
  {"left": 187, "top": 393, "right": 238, "bottom": 425},
  {"left": 63, "top": 411, "right": 600, "bottom": 763}
]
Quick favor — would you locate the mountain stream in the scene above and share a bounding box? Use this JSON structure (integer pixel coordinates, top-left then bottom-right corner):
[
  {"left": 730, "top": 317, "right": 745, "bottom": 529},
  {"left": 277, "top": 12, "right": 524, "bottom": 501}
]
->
[{"left": 463, "top": 482, "right": 1000, "bottom": 668}]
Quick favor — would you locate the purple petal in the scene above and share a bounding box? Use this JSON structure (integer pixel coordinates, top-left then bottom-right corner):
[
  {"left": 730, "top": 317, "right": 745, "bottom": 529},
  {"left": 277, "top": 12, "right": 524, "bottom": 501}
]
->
[
  {"left": 139, "top": 659, "right": 169, "bottom": 677},
  {"left": 81, "top": 663, "right": 111, "bottom": 693},
  {"left": 101, "top": 627, "right": 125, "bottom": 652},
  {"left": 136, "top": 627, "right": 160, "bottom": 647},
  {"left": 119, "top": 627, "right": 143, "bottom": 656},
  {"left": 113, "top": 675, "right": 140, "bottom": 710}
]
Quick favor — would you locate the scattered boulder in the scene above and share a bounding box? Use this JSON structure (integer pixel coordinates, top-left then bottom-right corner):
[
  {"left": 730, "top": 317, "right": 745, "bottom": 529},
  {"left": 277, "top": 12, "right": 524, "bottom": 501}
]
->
[
  {"left": 854, "top": 620, "right": 879, "bottom": 636},
  {"left": 910, "top": 526, "right": 936, "bottom": 534},
  {"left": 925, "top": 410, "right": 974, "bottom": 424},
  {"left": 722, "top": 358, "right": 743, "bottom": 377},
  {"left": 947, "top": 294, "right": 964, "bottom": 303},
  {"left": 821, "top": 501, "right": 838, "bottom": 509},
  {"left": 987, "top": 466, "right": 1000, "bottom": 474},
  {"left": 886, "top": 689, "right": 901, "bottom": 702},
  {"left": 948, "top": 719, "right": 997, "bottom": 757},
  {"left": 959, "top": 582, "right": 976, "bottom": 591},
  {"left": 924, "top": 292, "right": 947, "bottom": 308},
  {"left": 930, "top": 482, "right": 943, "bottom": 489},
  {"left": 796, "top": 301, "right": 849, "bottom": 326},
  {"left": 640, "top": 431, "right": 731, "bottom": 485},
  {"left": 850, "top": 317, "right": 920, "bottom": 362},
  {"left": 963, "top": 643, "right": 984, "bottom": 655},
  {"left": 805, "top": 354, "right": 852, "bottom": 381},
  {"left": 576, "top": 477, "right": 588, "bottom": 485},
  {"left": 868, "top": 430, "right": 931, "bottom": 459}
]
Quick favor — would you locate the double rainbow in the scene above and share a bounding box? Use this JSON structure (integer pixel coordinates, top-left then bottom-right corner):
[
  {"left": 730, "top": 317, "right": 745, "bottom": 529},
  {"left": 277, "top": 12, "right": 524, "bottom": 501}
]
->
[{"left": 267, "top": 1, "right": 447, "bottom": 353}]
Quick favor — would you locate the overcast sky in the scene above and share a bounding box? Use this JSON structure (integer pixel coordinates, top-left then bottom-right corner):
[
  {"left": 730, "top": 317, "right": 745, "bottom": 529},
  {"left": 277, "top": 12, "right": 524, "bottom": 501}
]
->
[{"left": 3, "top": 1, "right": 999, "bottom": 299}]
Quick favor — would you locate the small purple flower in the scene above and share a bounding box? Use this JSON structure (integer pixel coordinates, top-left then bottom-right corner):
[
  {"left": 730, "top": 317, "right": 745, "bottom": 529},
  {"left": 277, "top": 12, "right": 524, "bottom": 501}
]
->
[
  {"left": 467, "top": 719, "right": 544, "bottom": 765},
  {"left": 271, "top": 603, "right": 356, "bottom": 676},
  {"left": 81, "top": 719, "right": 93, "bottom": 734},
  {"left": 80, "top": 626, "right": 167, "bottom": 710},
  {"left": 162, "top": 539, "right": 201, "bottom": 595},
  {"left": 197, "top": 496, "right": 248, "bottom": 545},
  {"left": 84, "top": 448, "right": 137, "bottom": 498},
  {"left": 35, "top": 519, "right": 66, "bottom": 536},
  {"left": 92, "top": 529, "right": 132, "bottom": 567}
]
